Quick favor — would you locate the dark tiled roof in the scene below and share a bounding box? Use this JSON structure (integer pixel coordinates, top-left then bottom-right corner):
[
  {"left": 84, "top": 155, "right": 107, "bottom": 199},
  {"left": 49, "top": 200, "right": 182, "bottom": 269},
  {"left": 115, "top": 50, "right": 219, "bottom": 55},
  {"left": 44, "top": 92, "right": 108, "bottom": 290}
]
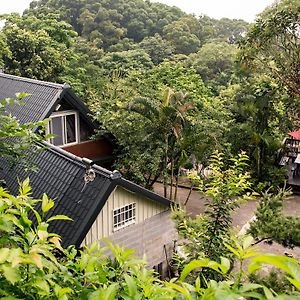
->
[
  {"left": 0, "top": 144, "right": 112, "bottom": 247},
  {"left": 0, "top": 143, "right": 171, "bottom": 247},
  {"left": 0, "top": 73, "right": 66, "bottom": 124}
]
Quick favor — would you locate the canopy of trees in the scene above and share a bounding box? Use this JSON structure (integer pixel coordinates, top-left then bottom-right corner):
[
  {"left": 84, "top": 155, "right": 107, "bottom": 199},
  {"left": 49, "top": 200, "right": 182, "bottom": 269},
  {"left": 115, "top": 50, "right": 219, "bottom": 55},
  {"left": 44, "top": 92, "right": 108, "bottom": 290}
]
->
[
  {"left": 1, "top": 0, "right": 300, "bottom": 297},
  {"left": 0, "top": 0, "right": 297, "bottom": 190}
]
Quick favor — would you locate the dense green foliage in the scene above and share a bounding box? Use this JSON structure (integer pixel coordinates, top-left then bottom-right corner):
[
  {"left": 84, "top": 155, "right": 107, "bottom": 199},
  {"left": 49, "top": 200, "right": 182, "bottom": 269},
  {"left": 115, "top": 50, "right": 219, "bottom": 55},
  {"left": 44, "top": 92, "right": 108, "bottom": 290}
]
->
[
  {"left": 187, "top": 42, "right": 237, "bottom": 95},
  {"left": 250, "top": 188, "right": 300, "bottom": 248},
  {"left": 0, "top": 94, "right": 47, "bottom": 170},
  {"left": 0, "top": 14, "right": 76, "bottom": 81},
  {"left": 222, "top": 75, "right": 290, "bottom": 185},
  {"left": 1, "top": 180, "right": 300, "bottom": 299},
  {"left": 239, "top": 1, "right": 300, "bottom": 99},
  {"left": 172, "top": 152, "right": 253, "bottom": 279},
  {"left": 3, "top": 0, "right": 283, "bottom": 189},
  {"left": 0, "top": 179, "right": 174, "bottom": 299},
  {"left": 1, "top": 0, "right": 300, "bottom": 298}
]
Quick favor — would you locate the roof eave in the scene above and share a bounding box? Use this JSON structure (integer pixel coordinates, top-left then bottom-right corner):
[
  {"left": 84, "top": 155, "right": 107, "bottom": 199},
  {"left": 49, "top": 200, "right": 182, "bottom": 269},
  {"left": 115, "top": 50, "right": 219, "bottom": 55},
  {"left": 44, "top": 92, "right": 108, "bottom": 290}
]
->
[
  {"left": 63, "top": 88, "right": 98, "bottom": 129},
  {"left": 114, "top": 177, "right": 172, "bottom": 207}
]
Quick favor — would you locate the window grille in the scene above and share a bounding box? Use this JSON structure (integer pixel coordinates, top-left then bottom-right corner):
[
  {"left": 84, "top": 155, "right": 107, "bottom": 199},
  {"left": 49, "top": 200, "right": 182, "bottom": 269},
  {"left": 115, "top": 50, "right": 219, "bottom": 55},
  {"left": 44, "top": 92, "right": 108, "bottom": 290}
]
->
[{"left": 113, "top": 203, "right": 136, "bottom": 231}]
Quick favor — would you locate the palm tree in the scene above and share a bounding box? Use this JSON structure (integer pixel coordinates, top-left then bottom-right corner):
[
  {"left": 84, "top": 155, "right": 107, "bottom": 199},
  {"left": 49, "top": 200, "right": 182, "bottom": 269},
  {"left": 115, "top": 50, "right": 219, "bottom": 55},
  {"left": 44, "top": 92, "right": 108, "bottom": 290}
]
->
[{"left": 128, "top": 87, "right": 194, "bottom": 199}]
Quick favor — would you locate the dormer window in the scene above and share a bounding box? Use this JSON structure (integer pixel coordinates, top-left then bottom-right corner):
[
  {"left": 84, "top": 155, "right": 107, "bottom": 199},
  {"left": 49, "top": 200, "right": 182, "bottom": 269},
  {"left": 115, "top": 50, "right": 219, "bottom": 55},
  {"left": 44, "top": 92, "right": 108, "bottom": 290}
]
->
[{"left": 47, "top": 110, "right": 79, "bottom": 146}]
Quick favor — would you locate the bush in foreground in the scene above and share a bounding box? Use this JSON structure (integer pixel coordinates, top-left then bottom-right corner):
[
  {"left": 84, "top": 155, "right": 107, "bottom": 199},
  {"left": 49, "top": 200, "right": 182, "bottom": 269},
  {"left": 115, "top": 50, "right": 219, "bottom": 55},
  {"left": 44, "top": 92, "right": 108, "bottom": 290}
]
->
[{"left": 1, "top": 179, "right": 300, "bottom": 299}]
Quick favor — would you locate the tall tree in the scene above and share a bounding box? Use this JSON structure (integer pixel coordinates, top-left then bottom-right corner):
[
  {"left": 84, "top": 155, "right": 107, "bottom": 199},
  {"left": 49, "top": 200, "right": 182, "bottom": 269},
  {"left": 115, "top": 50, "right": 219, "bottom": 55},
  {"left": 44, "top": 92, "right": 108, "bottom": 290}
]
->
[
  {"left": 128, "top": 88, "right": 195, "bottom": 198},
  {"left": 173, "top": 151, "right": 252, "bottom": 280},
  {"left": 0, "top": 14, "right": 76, "bottom": 81},
  {"left": 222, "top": 75, "right": 289, "bottom": 184},
  {"left": 163, "top": 16, "right": 201, "bottom": 55},
  {"left": 214, "top": 18, "right": 249, "bottom": 43},
  {"left": 92, "top": 63, "right": 213, "bottom": 189},
  {"left": 139, "top": 34, "right": 174, "bottom": 65},
  {"left": 187, "top": 41, "right": 237, "bottom": 95},
  {"left": 239, "top": 0, "right": 300, "bottom": 98},
  {"left": 98, "top": 49, "right": 153, "bottom": 76}
]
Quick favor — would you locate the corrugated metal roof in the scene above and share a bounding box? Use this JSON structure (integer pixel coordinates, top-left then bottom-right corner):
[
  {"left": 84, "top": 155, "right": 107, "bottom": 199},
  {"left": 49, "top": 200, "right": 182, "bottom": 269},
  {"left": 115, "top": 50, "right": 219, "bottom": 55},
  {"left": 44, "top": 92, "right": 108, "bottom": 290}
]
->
[
  {"left": 288, "top": 131, "right": 300, "bottom": 140},
  {"left": 0, "top": 73, "right": 65, "bottom": 124}
]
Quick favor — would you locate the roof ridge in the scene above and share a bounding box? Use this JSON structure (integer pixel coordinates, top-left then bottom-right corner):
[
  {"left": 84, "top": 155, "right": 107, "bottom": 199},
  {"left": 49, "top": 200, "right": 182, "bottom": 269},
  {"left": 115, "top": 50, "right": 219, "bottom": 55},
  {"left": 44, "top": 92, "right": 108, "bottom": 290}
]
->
[
  {"left": 38, "top": 142, "right": 171, "bottom": 206},
  {"left": 0, "top": 73, "right": 67, "bottom": 89}
]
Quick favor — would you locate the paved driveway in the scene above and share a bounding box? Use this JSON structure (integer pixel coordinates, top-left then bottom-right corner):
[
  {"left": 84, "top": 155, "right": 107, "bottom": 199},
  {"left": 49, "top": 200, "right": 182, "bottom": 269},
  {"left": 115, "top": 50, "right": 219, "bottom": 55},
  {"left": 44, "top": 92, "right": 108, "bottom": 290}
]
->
[{"left": 154, "top": 183, "right": 300, "bottom": 258}]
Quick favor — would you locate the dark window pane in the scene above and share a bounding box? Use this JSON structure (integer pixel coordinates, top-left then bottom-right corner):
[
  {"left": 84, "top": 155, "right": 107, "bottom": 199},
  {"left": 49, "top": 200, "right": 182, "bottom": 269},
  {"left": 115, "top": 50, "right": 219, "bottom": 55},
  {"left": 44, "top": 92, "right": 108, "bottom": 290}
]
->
[
  {"left": 66, "top": 114, "right": 76, "bottom": 143},
  {"left": 51, "top": 117, "right": 63, "bottom": 146}
]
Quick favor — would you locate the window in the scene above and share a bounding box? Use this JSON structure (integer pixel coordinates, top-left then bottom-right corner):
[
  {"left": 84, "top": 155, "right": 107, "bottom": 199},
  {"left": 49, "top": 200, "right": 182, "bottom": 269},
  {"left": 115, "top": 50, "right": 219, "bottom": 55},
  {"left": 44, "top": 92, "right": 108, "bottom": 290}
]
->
[
  {"left": 113, "top": 203, "right": 136, "bottom": 231},
  {"left": 47, "top": 110, "right": 79, "bottom": 146}
]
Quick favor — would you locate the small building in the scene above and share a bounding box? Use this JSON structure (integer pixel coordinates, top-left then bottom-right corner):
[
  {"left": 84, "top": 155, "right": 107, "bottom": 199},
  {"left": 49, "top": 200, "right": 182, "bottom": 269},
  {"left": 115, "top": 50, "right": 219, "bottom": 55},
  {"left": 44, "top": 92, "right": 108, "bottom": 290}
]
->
[
  {"left": 0, "top": 73, "right": 176, "bottom": 276},
  {"left": 0, "top": 73, "right": 115, "bottom": 168},
  {"left": 279, "top": 131, "right": 300, "bottom": 186}
]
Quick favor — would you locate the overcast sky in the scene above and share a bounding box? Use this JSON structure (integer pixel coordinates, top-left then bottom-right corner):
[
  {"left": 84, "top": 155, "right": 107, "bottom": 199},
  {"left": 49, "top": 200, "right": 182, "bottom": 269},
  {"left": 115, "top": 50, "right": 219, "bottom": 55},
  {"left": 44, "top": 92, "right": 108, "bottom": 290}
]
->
[
  {"left": 152, "top": 0, "right": 276, "bottom": 22},
  {"left": 0, "top": 0, "right": 275, "bottom": 22}
]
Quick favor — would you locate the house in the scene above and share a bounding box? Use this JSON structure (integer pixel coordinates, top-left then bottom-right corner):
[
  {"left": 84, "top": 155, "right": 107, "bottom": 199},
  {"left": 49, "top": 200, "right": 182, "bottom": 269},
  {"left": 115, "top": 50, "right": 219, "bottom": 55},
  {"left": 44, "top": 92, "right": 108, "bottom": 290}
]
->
[
  {"left": 0, "top": 73, "right": 115, "bottom": 168},
  {"left": 0, "top": 73, "right": 177, "bottom": 276}
]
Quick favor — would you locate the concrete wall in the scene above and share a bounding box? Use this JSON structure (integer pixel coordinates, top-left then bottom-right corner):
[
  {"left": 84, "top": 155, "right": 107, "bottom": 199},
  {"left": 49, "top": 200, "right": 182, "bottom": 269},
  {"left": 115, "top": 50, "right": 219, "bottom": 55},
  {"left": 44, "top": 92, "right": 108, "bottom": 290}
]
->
[{"left": 107, "top": 209, "right": 176, "bottom": 270}]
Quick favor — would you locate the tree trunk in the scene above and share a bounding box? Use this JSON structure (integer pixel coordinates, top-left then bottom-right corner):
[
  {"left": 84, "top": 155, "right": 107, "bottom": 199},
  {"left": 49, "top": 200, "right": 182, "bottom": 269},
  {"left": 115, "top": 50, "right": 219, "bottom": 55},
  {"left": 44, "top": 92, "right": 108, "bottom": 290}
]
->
[
  {"left": 184, "top": 183, "right": 194, "bottom": 206},
  {"left": 170, "top": 156, "right": 174, "bottom": 201},
  {"left": 256, "top": 146, "right": 261, "bottom": 180},
  {"left": 163, "top": 135, "right": 168, "bottom": 198},
  {"left": 174, "top": 167, "right": 180, "bottom": 203}
]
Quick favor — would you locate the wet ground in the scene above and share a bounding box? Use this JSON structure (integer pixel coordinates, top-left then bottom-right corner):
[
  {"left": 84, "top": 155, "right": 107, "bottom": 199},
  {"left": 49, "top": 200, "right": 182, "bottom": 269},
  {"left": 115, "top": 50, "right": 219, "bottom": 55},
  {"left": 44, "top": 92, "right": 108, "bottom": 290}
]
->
[{"left": 154, "top": 183, "right": 300, "bottom": 258}]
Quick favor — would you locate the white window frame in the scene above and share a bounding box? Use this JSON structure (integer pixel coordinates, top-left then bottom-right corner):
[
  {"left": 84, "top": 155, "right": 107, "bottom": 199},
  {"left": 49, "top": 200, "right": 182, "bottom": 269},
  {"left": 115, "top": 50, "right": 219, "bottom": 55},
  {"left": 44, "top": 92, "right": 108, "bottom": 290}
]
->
[
  {"left": 47, "top": 110, "right": 80, "bottom": 147},
  {"left": 113, "top": 203, "right": 136, "bottom": 231}
]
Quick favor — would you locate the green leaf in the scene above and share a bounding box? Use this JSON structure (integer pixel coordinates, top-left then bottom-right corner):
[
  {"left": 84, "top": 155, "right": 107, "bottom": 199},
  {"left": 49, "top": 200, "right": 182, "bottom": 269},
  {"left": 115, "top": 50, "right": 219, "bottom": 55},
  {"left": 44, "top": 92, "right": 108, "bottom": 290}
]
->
[
  {"left": 124, "top": 274, "right": 137, "bottom": 297},
  {"left": 35, "top": 278, "right": 50, "bottom": 295},
  {"left": 224, "top": 243, "right": 241, "bottom": 258},
  {"left": 263, "top": 286, "right": 275, "bottom": 299},
  {"left": 89, "top": 283, "right": 119, "bottom": 300},
  {"left": 0, "top": 248, "right": 10, "bottom": 264},
  {"left": 239, "top": 283, "right": 263, "bottom": 293},
  {"left": 242, "top": 235, "right": 254, "bottom": 249},
  {"left": 47, "top": 215, "right": 73, "bottom": 223},
  {"left": 287, "top": 278, "right": 300, "bottom": 291},
  {"left": 179, "top": 258, "right": 228, "bottom": 282},
  {"left": 41, "top": 193, "right": 55, "bottom": 213},
  {"left": 165, "top": 282, "right": 192, "bottom": 300},
  {"left": 220, "top": 257, "right": 231, "bottom": 272},
  {"left": 54, "top": 285, "right": 73, "bottom": 300},
  {"left": 1, "top": 265, "right": 20, "bottom": 284},
  {"left": 18, "top": 178, "right": 31, "bottom": 196},
  {"left": 15, "top": 92, "right": 30, "bottom": 99}
]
